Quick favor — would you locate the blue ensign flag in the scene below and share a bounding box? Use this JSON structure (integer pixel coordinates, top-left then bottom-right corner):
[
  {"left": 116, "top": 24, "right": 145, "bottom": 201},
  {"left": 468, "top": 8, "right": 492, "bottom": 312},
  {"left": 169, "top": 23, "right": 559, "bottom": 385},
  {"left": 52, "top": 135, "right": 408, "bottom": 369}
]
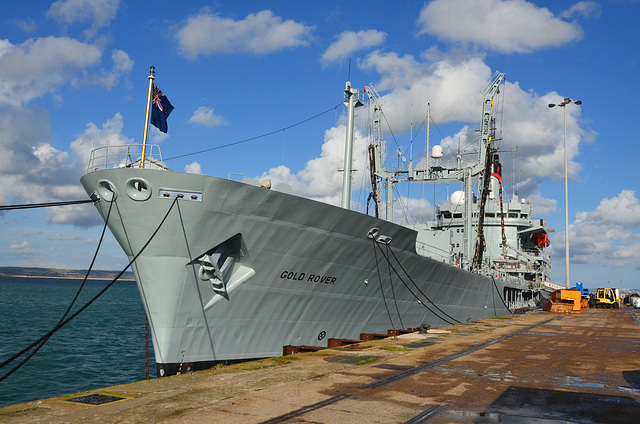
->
[{"left": 150, "top": 84, "right": 174, "bottom": 133}]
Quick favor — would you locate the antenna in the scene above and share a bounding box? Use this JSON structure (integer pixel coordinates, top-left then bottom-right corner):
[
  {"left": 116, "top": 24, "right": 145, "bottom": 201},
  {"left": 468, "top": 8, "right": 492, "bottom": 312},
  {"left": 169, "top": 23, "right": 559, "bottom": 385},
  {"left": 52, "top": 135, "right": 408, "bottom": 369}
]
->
[{"left": 347, "top": 59, "right": 352, "bottom": 81}]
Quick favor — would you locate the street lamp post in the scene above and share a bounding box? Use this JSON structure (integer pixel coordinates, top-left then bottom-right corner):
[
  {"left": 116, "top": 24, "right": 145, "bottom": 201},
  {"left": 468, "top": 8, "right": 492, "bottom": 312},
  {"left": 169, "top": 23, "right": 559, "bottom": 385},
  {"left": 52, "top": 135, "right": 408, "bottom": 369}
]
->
[{"left": 548, "top": 98, "right": 582, "bottom": 289}]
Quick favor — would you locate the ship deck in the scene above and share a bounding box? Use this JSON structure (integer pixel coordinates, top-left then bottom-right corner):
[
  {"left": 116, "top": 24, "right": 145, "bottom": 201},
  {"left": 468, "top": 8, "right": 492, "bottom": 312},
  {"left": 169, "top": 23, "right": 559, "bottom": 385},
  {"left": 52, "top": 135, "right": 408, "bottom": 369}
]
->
[{"left": 2, "top": 307, "right": 639, "bottom": 423}]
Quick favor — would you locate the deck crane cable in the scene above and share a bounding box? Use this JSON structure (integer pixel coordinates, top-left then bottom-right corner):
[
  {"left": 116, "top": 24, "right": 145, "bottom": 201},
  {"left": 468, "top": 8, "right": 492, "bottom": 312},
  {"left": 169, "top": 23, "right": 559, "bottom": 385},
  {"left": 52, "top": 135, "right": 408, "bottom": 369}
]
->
[
  {"left": 370, "top": 239, "right": 397, "bottom": 330},
  {"left": 164, "top": 102, "right": 343, "bottom": 162},
  {"left": 373, "top": 241, "right": 458, "bottom": 326},
  {"left": 383, "top": 245, "right": 464, "bottom": 325},
  {"left": 0, "top": 196, "right": 179, "bottom": 383}
]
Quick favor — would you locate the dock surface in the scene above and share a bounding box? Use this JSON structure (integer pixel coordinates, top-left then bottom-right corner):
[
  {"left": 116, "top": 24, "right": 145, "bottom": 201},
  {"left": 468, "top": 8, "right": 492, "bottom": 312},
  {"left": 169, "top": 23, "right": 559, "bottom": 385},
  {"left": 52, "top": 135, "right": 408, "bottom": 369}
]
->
[{"left": 2, "top": 307, "right": 639, "bottom": 423}]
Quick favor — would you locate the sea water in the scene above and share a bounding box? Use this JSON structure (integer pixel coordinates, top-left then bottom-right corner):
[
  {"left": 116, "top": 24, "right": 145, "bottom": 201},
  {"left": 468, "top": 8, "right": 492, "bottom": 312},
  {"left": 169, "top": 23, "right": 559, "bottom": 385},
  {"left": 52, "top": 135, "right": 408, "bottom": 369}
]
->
[{"left": 0, "top": 276, "right": 155, "bottom": 407}]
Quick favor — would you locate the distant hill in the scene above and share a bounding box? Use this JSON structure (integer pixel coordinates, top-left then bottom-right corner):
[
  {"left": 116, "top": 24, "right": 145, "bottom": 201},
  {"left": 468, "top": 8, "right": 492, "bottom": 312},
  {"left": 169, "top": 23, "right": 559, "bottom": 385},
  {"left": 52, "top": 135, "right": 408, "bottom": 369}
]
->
[{"left": 0, "top": 266, "right": 135, "bottom": 281}]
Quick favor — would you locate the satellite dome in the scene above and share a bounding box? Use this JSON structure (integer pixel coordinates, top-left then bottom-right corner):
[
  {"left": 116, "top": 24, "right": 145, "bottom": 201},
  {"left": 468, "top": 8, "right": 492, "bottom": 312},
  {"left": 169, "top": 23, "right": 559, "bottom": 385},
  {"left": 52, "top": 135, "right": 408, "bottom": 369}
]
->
[
  {"left": 451, "top": 190, "right": 465, "bottom": 205},
  {"left": 431, "top": 145, "right": 443, "bottom": 158}
]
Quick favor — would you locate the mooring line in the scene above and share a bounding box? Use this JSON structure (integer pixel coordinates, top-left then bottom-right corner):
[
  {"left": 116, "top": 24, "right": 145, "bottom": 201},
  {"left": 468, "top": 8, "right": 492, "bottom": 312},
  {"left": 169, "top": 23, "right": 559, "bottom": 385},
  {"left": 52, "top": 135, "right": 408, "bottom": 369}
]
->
[{"left": 363, "top": 317, "right": 555, "bottom": 389}]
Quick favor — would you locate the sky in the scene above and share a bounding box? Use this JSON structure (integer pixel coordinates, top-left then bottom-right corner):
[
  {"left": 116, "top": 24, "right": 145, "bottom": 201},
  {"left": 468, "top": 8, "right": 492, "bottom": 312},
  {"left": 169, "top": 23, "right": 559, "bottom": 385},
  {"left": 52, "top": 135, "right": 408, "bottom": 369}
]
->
[{"left": 0, "top": 0, "right": 639, "bottom": 289}]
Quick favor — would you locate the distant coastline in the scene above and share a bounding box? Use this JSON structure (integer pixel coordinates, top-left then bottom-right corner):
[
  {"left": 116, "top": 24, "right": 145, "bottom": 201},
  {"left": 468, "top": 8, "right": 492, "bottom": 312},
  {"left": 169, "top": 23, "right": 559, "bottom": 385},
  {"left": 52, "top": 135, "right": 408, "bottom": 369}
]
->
[{"left": 0, "top": 266, "right": 135, "bottom": 281}]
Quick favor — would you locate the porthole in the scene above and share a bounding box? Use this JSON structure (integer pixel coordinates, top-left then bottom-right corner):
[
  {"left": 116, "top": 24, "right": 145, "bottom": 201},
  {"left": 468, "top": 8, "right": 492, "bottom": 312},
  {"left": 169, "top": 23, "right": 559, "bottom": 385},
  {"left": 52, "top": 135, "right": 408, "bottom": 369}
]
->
[{"left": 125, "top": 178, "right": 152, "bottom": 201}]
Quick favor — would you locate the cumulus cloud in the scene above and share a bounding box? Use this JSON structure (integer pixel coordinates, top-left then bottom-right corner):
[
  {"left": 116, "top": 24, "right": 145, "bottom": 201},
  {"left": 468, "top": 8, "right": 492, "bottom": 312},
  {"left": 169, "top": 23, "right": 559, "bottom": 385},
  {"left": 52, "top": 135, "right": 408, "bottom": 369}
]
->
[
  {"left": 0, "top": 108, "right": 111, "bottom": 227},
  {"left": 359, "top": 52, "right": 594, "bottom": 209},
  {"left": 9, "top": 241, "right": 37, "bottom": 254},
  {"left": 321, "top": 30, "right": 387, "bottom": 65},
  {"left": 70, "top": 112, "right": 133, "bottom": 167},
  {"left": 94, "top": 49, "right": 134, "bottom": 89},
  {"left": 13, "top": 18, "right": 38, "bottom": 33},
  {"left": 552, "top": 190, "right": 640, "bottom": 268},
  {"left": 47, "top": 0, "right": 120, "bottom": 39},
  {"left": 175, "top": 9, "right": 314, "bottom": 59},
  {"left": 187, "top": 106, "right": 228, "bottom": 128},
  {"left": 0, "top": 111, "right": 129, "bottom": 227},
  {"left": 0, "top": 107, "right": 50, "bottom": 175},
  {"left": 560, "top": 1, "right": 601, "bottom": 19},
  {"left": 258, "top": 124, "right": 368, "bottom": 207},
  {"left": 0, "top": 36, "right": 101, "bottom": 106},
  {"left": 185, "top": 162, "right": 202, "bottom": 174},
  {"left": 417, "top": 0, "right": 583, "bottom": 53}
]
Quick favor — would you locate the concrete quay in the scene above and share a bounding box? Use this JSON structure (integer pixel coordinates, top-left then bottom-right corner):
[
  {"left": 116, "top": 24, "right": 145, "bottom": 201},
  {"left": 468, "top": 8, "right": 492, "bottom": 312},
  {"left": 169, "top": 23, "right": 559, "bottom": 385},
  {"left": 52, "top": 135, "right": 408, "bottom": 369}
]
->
[{"left": 2, "top": 307, "right": 639, "bottom": 423}]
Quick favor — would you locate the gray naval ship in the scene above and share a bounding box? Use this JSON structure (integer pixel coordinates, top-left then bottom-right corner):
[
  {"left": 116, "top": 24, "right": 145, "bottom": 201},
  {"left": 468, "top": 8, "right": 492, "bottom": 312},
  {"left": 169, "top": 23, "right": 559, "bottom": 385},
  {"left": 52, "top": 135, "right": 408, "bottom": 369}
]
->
[{"left": 81, "top": 71, "right": 553, "bottom": 377}]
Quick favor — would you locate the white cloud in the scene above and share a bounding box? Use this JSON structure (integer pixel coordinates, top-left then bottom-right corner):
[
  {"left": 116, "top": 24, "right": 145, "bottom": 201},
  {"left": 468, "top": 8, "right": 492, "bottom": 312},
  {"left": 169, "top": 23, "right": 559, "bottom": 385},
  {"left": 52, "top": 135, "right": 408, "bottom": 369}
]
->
[
  {"left": 321, "top": 30, "right": 387, "bottom": 65},
  {"left": 0, "top": 36, "right": 101, "bottom": 106},
  {"left": 185, "top": 162, "right": 202, "bottom": 174},
  {"left": 0, "top": 107, "right": 50, "bottom": 175},
  {"left": 175, "top": 9, "right": 314, "bottom": 59},
  {"left": 187, "top": 106, "right": 228, "bottom": 128},
  {"left": 560, "top": 1, "right": 601, "bottom": 19},
  {"left": 70, "top": 112, "right": 133, "bottom": 167},
  {"left": 94, "top": 49, "right": 134, "bottom": 89},
  {"left": 1, "top": 112, "right": 131, "bottom": 228},
  {"left": 13, "top": 18, "right": 38, "bottom": 33},
  {"left": 395, "top": 196, "right": 435, "bottom": 226},
  {"left": 359, "top": 53, "right": 594, "bottom": 201},
  {"left": 9, "top": 241, "right": 37, "bottom": 254},
  {"left": 47, "top": 0, "right": 120, "bottom": 39},
  {"left": 551, "top": 190, "right": 640, "bottom": 268},
  {"left": 417, "top": 0, "right": 583, "bottom": 53},
  {"left": 258, "top": 124, "right": 368, "bottom": 206}
]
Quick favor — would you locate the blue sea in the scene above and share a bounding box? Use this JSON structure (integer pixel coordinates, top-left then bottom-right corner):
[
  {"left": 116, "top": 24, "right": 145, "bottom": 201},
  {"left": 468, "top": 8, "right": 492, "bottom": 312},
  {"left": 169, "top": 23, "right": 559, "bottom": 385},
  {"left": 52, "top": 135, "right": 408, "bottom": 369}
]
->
[{"left": 0, "top": 276, "right": 155, "bottom": 407}]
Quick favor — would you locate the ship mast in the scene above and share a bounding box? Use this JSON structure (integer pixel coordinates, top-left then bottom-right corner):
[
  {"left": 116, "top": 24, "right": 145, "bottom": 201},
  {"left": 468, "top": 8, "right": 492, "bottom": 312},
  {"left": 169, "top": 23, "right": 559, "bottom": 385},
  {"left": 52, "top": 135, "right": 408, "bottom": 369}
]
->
[{"left": 340, "top": 81, "right": 364, "bottom": 209}]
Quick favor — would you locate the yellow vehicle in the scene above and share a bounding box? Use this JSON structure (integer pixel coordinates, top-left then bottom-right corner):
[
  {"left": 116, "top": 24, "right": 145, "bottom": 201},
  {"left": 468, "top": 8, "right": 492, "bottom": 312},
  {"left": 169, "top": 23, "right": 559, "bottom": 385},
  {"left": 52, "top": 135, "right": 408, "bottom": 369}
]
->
[{"left": 594, "top": 288, "right": 620, "bottom": 308}]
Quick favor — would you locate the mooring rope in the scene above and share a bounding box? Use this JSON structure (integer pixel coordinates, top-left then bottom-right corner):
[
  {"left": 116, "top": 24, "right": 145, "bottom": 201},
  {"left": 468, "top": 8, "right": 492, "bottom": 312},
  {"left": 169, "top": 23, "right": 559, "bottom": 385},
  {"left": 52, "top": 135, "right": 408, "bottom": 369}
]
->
[
  {"left": 0, "top": 199, "right": 95, "bottom": 211},
  {"left": 0, "top": 196, "right": 179, "bottom": 383},
  {"left": 382, "top": 244, "right": 463, "bottom": 325},
  {"left": 0, "top": 198, "right": 114, "bottom": 381},
  {"left": 371, "top": 239, "right": 396, "bottom": 331},
  {"left": 373, "top": 241, "right": 458, "bottom": 326}
]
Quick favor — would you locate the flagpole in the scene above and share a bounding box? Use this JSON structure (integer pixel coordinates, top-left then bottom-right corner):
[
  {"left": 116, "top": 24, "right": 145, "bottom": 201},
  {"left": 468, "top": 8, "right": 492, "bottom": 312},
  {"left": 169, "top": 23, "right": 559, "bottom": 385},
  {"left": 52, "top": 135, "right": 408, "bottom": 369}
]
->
[{"left": 141, "top": 66, "right": 155, "bottom": 169}]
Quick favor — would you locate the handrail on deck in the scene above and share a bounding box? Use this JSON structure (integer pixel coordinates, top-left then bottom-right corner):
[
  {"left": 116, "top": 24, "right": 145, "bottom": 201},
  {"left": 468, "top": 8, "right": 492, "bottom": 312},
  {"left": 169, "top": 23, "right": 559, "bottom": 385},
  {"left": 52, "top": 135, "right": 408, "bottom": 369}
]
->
[{"left": 86, "top": 144, "right": 168, "bottom": 173}]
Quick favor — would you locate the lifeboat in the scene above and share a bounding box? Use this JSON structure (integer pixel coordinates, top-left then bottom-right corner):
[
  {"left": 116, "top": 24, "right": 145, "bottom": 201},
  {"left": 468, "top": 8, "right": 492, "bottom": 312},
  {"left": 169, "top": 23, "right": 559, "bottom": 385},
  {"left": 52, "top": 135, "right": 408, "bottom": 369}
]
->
[{"left": 531, "top": 233, "right": 550, "bottom": 248}]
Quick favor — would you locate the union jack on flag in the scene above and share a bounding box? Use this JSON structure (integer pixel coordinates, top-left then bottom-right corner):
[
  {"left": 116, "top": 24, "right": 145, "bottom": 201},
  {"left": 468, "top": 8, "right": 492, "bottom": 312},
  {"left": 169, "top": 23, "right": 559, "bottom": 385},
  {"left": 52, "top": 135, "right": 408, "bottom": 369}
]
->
[{"left": 150, "top": 84, "right": 174, "bottom": 133}]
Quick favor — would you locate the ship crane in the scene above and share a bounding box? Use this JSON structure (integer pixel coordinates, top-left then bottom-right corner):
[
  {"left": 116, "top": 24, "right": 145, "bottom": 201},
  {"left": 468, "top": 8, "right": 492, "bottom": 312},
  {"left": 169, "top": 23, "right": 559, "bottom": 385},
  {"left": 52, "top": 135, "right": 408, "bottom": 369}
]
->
[
  {"left": 363, "top": 73, "right": 505, "bottom": 272},
  {"left": 364, "top": 83, "right": 399, "bottom": 222},
  {"left": 471, "top": 72, "right": 505, "bottom": 270}
]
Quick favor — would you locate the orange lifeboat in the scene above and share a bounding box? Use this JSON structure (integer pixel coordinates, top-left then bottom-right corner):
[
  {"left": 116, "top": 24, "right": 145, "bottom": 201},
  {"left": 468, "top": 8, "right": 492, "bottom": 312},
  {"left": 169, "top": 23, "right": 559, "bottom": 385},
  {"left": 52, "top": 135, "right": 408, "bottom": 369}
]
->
[{"left": 531, "top": 233, "right": 550, "bottom": 248}]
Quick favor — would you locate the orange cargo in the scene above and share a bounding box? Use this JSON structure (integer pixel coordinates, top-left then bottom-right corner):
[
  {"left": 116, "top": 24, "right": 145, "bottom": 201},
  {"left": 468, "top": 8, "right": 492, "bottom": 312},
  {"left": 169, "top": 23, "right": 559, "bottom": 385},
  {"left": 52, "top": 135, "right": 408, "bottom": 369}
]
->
[{"left": 544, "top": 289, "right": 582, "bottom": 312}]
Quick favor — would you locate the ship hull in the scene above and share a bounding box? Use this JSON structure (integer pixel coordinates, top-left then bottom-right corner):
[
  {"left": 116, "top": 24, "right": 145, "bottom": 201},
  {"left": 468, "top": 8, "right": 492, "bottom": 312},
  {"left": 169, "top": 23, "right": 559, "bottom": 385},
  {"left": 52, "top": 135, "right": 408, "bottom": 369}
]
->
[{"left": 81, "top": 168, "right": 536, "bottom": 376}]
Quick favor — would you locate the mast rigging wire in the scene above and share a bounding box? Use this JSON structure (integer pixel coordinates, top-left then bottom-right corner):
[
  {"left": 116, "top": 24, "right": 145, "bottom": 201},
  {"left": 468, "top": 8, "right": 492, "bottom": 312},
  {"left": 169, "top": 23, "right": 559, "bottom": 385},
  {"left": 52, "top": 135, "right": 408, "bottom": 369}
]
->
[{"left": 164, "top": 103, "right": 342, "bottom": 162}]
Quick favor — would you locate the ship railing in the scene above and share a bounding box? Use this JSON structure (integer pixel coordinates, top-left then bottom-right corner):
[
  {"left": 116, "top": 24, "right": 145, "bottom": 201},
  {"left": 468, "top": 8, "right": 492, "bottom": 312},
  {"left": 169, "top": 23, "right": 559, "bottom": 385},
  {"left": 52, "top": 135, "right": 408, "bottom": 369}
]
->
[{"left": 86, "top": 144, "right": 167, "bottom": 173}]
